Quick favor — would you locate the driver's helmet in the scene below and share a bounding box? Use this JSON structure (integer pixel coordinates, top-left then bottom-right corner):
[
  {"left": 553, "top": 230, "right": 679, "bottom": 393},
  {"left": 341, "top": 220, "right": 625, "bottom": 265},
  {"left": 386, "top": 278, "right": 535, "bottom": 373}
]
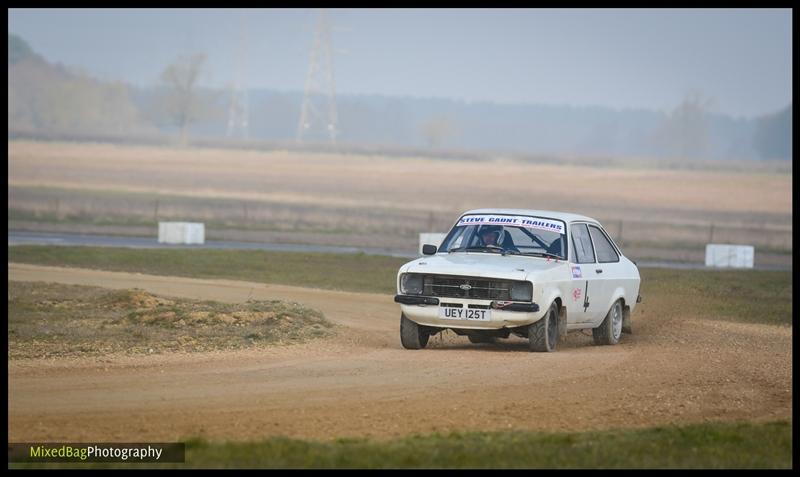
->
[{"left": 479, "top": 225, "right": 503, "bottom": 245}]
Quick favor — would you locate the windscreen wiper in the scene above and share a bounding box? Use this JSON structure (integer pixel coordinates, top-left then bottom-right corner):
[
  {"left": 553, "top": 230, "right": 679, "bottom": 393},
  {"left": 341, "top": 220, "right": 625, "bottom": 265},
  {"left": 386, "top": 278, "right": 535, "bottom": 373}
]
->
[
  {"left": 449, "top": 246, "right": 503, "bottom": 253},
  {"left": 526, "top": 251, "right": 563, "bottom": 260}
]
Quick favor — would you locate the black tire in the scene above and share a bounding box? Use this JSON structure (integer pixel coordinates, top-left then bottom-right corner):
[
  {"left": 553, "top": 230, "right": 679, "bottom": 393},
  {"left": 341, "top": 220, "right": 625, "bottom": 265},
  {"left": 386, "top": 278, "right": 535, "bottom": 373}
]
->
[
  {"left": 468, "top": 334, "right": 494, "bottom": 344},
  {"left": 528, "top": 302, "right": 559, "bottom": 352},
  {"left": 593, "top": 300, "right": 623, "bottom": 346},
  {"left": 400, "top": 313, "right": 429, "bottom": 349}
]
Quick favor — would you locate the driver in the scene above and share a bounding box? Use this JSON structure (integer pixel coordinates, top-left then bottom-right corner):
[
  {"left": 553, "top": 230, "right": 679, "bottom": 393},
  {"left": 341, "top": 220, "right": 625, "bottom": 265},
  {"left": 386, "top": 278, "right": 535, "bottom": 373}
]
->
[{"left": 479, "top": 225, "right": 503, "bottom": 248}]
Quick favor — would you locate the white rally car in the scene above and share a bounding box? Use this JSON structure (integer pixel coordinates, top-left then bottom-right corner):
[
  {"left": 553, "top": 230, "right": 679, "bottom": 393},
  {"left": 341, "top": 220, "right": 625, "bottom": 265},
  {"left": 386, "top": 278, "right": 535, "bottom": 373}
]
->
[{"left": 394, "top": 209, "right": 641, "bottom": 352}]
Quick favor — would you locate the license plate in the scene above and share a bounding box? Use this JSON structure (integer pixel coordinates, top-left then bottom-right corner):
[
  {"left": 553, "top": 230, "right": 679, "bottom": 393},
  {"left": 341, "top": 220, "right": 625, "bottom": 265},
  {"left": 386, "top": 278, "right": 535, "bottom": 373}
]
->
[{"left": 438, "top": 306, "right": 491, "bottom": 321}]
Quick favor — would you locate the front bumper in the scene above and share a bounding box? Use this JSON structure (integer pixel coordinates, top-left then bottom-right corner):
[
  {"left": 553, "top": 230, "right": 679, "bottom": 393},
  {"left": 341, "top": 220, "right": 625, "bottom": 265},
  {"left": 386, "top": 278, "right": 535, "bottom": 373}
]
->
[
  {"left": 395, "top": 295, "right": 542, "bottom": 330},
  {"left": 394, "top": 295, "right": 440, "bottom": 305}
]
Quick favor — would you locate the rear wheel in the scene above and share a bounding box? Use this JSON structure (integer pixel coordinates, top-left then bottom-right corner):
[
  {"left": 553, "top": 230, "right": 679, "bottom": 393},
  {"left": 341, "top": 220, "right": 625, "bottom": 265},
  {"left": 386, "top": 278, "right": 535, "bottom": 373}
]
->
[
  {"left": 593, "top": 300, "right": 623, "bottom": 345},
  {"left": 400, "top": 313, "right": 429, "bottom": 349},
  {"left": 528, "top": 302, "right": 559, "bottom": 352}
]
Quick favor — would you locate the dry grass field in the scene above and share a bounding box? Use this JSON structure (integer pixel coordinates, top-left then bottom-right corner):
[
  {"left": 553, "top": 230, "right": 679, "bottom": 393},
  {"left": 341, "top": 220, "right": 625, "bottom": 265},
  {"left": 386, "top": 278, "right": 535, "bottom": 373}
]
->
[{"left": 8, "top": 140, "right": 793, "bottom": 257}]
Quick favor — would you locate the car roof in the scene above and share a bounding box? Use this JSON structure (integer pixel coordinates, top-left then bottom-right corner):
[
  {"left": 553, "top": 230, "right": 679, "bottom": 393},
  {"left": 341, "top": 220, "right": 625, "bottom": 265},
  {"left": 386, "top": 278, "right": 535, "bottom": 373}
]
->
[{"left": 461, "top": 208, "right": 600, "bottom": 225}]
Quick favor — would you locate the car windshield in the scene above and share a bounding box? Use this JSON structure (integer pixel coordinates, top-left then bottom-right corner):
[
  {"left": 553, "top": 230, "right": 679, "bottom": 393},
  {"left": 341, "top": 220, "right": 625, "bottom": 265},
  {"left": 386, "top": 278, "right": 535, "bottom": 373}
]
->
[{"left": 440, "top": 214, "right": 567, "bottom": 259}]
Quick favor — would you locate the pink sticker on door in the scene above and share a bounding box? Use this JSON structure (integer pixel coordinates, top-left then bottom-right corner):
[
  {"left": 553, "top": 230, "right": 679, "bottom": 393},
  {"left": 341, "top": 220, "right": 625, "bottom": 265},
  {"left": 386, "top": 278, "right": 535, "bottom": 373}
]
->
[{"left": 572, "top": 288, "right": 582, "bottom": 301}]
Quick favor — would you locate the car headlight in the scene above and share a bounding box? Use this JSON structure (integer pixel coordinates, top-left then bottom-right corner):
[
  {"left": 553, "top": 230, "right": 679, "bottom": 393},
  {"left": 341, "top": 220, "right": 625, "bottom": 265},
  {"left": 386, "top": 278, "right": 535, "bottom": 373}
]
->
[
  {"left": 510, "top": 281, "right": 533, "bottom": 301},
  {"left": 401, "top": 274, "right": 424, "bottom": 295}
]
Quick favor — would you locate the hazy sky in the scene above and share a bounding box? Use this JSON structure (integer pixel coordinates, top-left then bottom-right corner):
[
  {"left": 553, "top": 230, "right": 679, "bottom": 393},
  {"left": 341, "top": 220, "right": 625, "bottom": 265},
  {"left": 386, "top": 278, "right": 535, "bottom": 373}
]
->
[{"left": 8, "top": 8, "right": 792, "bottom": 118}]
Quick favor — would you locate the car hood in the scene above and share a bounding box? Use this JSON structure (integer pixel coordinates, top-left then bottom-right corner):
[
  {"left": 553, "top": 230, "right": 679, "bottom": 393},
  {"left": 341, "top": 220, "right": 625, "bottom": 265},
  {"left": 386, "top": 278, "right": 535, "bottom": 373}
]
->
[{"left": 402, "top": 252, "right": 566, "bottom": 281}]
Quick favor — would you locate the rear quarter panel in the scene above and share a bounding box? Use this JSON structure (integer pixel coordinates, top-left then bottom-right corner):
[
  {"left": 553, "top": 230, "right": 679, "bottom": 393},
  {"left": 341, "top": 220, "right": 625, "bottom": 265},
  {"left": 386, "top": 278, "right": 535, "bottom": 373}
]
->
[{"left": 599, "top": 256, "right": 641, "bottom": 319}]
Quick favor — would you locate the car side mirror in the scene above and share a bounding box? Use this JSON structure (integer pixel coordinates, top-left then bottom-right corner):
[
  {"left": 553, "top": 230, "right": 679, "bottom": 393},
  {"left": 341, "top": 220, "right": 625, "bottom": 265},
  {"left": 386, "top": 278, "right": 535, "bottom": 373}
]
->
[{"left": 422, "top": 244, "right": 437, "bottom": 255}]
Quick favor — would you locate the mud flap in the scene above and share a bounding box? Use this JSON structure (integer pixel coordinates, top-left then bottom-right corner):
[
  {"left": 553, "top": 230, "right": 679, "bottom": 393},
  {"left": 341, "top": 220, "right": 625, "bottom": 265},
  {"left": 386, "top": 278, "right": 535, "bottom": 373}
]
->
[
  {"left": 622, "top": 305, "right": 632, "bottom": 334},
  {"left": 558, "top": 305, "right": 568, "bottom": 337}
]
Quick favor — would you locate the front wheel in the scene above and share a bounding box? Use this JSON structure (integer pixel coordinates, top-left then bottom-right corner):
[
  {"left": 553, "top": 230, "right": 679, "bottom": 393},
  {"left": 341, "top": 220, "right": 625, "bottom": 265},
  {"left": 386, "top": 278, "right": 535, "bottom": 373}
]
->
[
  {"left": 593, "top": 300, "right": 623, "bottom": 345},
  {"left": 400, "top": 313, "right": 429, "bottom": 349},
  {"left": 528, "top": 302, "right": 559, "bottom": 352}
]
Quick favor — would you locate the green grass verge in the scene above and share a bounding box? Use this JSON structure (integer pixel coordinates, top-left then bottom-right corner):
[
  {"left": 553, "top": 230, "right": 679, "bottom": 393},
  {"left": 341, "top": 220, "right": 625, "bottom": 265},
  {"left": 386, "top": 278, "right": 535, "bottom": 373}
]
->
[
  {"left": 9, "top": 420, "right": 792, "bottom": 469},
  {"left": 640, "top": 268, "right": 792, "bottom": 326},
  {"left": 8, "top": 246, "right": 792, "bottom": 325},
  {"left": 9, "top": 245, "right": 408, "bottom": 295}
]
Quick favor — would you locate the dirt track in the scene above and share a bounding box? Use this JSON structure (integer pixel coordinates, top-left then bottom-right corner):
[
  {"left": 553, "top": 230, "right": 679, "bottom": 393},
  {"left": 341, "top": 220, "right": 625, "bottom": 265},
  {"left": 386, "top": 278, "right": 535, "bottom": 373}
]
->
[{"left": 8, "top": 263, "right": 792, "bottom": 442}]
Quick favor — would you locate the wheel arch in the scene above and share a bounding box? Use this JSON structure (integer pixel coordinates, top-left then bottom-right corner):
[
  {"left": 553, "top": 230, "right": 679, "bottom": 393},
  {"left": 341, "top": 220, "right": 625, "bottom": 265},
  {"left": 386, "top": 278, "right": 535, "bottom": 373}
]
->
[
  {"left": 604, "top": 286, "right": 628, "bottom": 316},
  {"left": 552, "top": 296, "right": 567, "bottom": 337},
  {"left": 608, "top": 294, "right": 632, "bottom": 335}
]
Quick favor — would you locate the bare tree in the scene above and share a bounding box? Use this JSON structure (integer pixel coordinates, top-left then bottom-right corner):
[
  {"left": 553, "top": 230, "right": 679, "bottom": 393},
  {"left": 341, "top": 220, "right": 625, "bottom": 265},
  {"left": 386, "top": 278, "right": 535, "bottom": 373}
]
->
[
  {"left": 420, "top": 116, "right": 454, "bottom": 148},
  {"left": 673, "top": 92, "right": 714, "bottom": 160},
  {"left": 159, "top": 53, "right": 208, "bottom": 146},
  {"left": 653, "top": 91, "right": 714, "bottom": 160}
]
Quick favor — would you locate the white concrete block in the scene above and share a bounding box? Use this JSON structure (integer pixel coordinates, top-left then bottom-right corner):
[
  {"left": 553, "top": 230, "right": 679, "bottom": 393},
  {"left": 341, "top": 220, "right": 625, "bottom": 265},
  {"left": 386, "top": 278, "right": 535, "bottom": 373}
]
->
[
  {"left": 705, "top": 244, "right": 754, "bottom": 268},
  {"left": 158, "top": 222, "right": 205, "bottom": 245}
]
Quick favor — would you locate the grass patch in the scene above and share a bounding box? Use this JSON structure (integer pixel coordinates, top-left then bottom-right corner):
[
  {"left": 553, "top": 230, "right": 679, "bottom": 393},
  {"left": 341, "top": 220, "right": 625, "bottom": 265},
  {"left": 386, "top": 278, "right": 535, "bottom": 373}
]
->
[
  {"left": 9, "top": 420, "right": 792, "bottom": 469},
  {"left": 639, "top": 268, "right": 792, "bottom": 326},
  {"left": 9, "top": 246, "right": 792, "bottom": 325},
  {"left": 8, "top": 281, "right": 334, "bottom": 359},
  {"left": 9, "top": 245, "right": 407, "bottom": 294}
]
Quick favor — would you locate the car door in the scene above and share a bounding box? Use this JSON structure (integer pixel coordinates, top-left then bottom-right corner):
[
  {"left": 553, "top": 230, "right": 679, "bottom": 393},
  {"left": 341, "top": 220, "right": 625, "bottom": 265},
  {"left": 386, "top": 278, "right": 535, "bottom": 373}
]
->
[
  {"left": 587, "top": 224, "right": 624, "bottom": 322},
  {"left": 566, "top": 222, "right": 603, "bottom": 323}
]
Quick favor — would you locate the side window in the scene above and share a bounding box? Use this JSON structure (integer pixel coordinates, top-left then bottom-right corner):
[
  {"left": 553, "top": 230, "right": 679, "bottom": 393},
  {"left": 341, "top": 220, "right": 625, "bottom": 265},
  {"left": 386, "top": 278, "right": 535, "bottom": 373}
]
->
[
  {"left": 570, "top": 223, "right": 595, "bottom": 264},
  {"left": 440, "top": 226, "right": 465, "bottom": 251},
  {"left": 589, "top": 225, "right": 620, "bottom": 263}
]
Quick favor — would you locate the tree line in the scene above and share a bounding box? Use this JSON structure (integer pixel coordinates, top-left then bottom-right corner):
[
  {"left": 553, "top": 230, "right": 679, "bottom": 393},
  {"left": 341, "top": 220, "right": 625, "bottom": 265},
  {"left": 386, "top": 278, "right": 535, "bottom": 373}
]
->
[{"left": 8, "top": 34, "right": 792, "bottom": 160}]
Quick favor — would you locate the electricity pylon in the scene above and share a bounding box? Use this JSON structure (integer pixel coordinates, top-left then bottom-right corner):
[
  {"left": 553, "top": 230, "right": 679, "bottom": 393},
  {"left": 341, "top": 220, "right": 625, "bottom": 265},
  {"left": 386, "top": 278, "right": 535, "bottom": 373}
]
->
[
  {"left": 296, "top": 9, "right": 339, "bottom": 145},
  {"left": 227, "top": 15, "right": 250, "bottom": 139}
]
